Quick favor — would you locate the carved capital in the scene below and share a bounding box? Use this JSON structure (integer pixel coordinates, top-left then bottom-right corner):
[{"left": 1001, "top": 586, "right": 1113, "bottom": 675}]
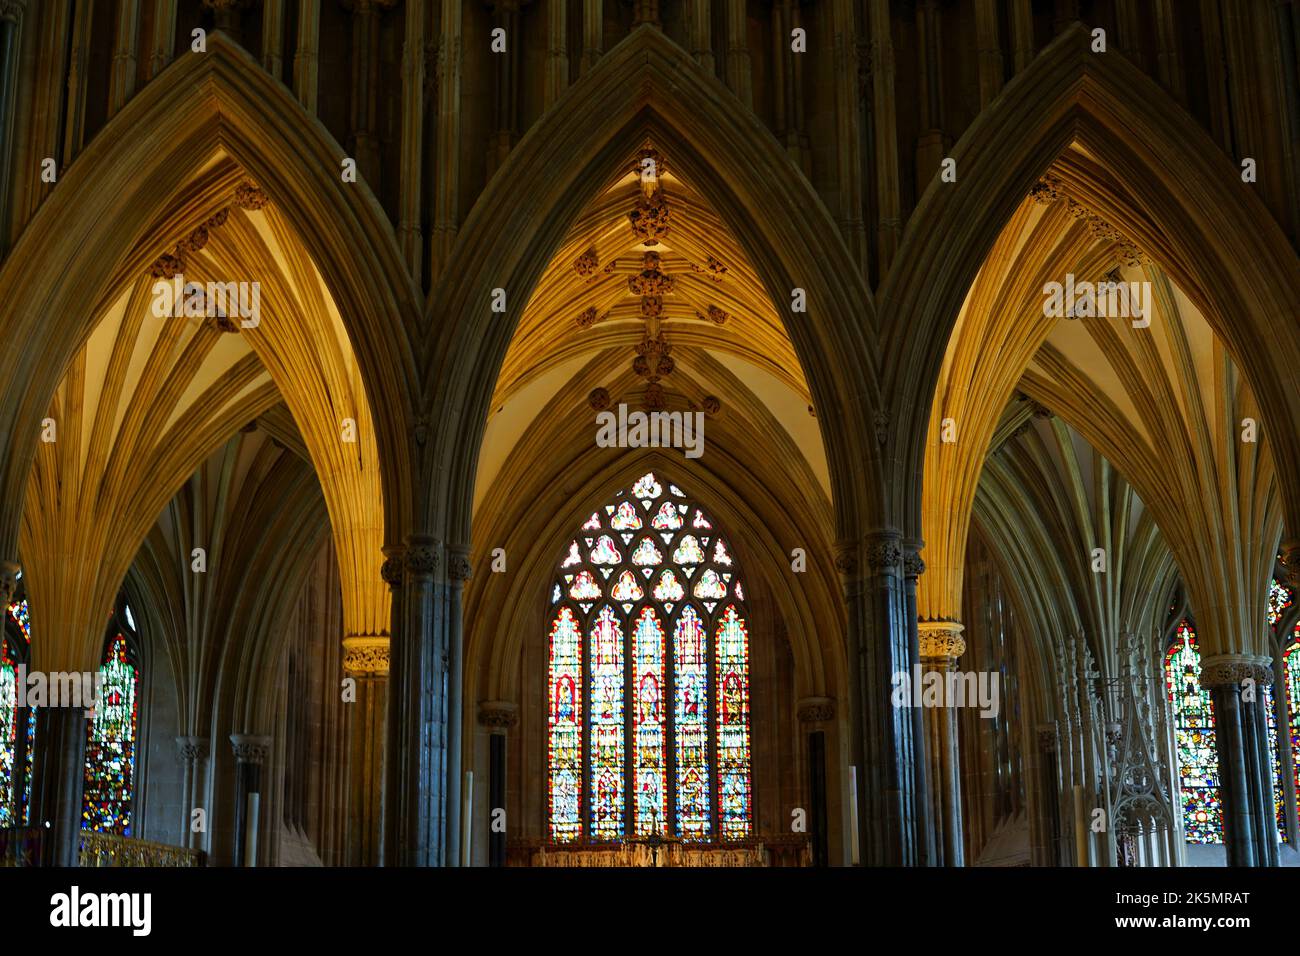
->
[
  {"left": 478, "top": 700, "right": 519, "bottom": 729},
  {"left": 175, "top": 736, "right": 209, "bottom": 762},
  {"left": 863, "top": 533, "right": 903, "bottom": 575},
  {"left": 833, "top": 541, "right": 858, "bottom": 577},
  {"left": 380, "top": 549, "right": 405, "bottom": 590},
  {"left": 229, "top": 733, "right": 273, "bottom": 765},
  {"left": 449, "top": 550, "right": 473, "bottom": 582},
  {"left": 342, "top": 635, "right": 391, "bottom": 676},
  {"left": 902, "top": 543, "right": 926, "bottom": 580},
  {"left": 797, "top": 697, "right": 835, "bottom": 723},
  {"left": 1198, "top": 654, "right": 1273, "bottom": 689},
  {"left": 0, "top": 1, "right": 27, "bottom": 24},
  {"left": 918, "top": 619, "right": 966, "bottom": 662},
  {"left": 405, "top": 537, "right": 439, "bottom": 579}
]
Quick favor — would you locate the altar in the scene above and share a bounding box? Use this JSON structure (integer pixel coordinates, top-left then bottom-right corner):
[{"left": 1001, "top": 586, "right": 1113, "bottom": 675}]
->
[{"left": 509, "top": 837, "right": 811, "bottom": 867}]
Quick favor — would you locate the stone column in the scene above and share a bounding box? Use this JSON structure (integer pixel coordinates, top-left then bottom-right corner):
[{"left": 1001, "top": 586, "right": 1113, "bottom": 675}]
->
[
  {"left": 913, "top": 0, "right": 945, "bottom": 186},
  {"left": 444, "top": 548, "right": 472, "bottom": 865},
  {"left": 346, "top": 0, "right": 395, "bottom": 185},
  {"left": 850, "top": 531, "right": 927, "bottom": 866},
  {"left": 1200, "top": 655, "right": 1276, "bottom": 867},
  {"left": 867, "top": 0, "right": 901, "bottom": 274},
  {"left": 0, "top": 1, "right": 27, "bottom": 256},
  {"left": 229, "top": 733, "right": 272, "bottom": 867},
  {"left": 384, "top": 536, "right": 444, "bottom": 865},
  {"left": 175, "top": 736, "right": 209, "bottom": 850},
  {"left": 724, "top": 0, "right": 751, "bottom": 108},
  {"left": 797, "top": 697, "right": 835, "bottom": 866},
  {"left": 918, "top": 619, "right": 965, "bottom": 866},
  {"left": 30, "top": 705, "right": 87, "bottom": 865},
  {"left": 579, "top": 0, "right": 602, "bottom": 73},
  {"left": 478, "top": 701, "right": 517, "bottom": 867},
  {"left": 293, "top": 0, "right": 321, "bottom": 112},
  {"left": 486, "top": 0, "right": 524, "bottom": 176},
  {"left": 343, "top": 635, "right": 389, "bottom": 865}
]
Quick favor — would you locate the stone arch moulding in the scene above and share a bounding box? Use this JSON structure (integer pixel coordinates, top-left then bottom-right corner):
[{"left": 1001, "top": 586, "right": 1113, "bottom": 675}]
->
[
  {"left": 420, "top": 24, "right": 885, "bottom": 549},
  {"left": 465, "top": 450, "right": 846, "bottom": 713},
  {"left": 882, "top": 23, "right": 1300, "bottom": 550},
  {"left": 0, "top": 33, "right": 422, "bottom": 561}
]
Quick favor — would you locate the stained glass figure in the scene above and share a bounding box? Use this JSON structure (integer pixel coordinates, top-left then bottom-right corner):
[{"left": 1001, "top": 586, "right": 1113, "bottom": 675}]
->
[
  {"left": 674, "top": 604, "right": 711, "bottom": 838},
  {"left": 81, "top": 633, "right": 139, "bottom": 835},
  {"left": 1165, "top": 623, "right": 1222, "bottom": 844},
  {"left": 548, "top": 607, "right": 583, "bottom": 841},
  {"left": 632, "top": 608, "right": 666, "bottom": 835},
  {"left": 589, "top": 606, "right": 625, "bottom": 839}
]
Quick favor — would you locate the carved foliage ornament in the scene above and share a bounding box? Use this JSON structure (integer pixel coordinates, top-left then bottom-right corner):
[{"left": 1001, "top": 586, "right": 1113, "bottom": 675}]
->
[
  {"left": 380, "top": 554, "right": 404, "bottom": 589},
  {"left": 917, "top": 620, "right": 966, "bottom": 661},
  {"left": 406, "top": 544, "right": 439, "bottom": 578},
  {"left": 478, "top": 701, "right": 519, "bottom": 729},
  {"left": 229, "top": 734, "right": 272, "bottom": 765},
  {"left": 628, "top": 187, "right": 671, "bottom": 245},
  {"left": 864, "top": 535, "right": 903, "bottom": 574},
  {"left": 449, "top": 552, "right": 473, "bottom": 582},
  {"left": 1198, "top": 656, "right": 1273, "bottom": 689},
  {"left": 797, "top": 697, "right": 835, "bottom": 723},
  {"left": 343, "top": 636, "right": 391, "bottom": 676},
  {"left": 573, "top": 247, "right": 600, "bottom": 278}
]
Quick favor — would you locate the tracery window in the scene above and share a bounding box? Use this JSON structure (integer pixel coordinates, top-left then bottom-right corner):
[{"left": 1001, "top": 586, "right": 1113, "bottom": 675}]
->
[
  {"left": 81, "top": 600, "right": 140, "bottom": 835},
  {"left": 547, "top": 472, "right": 752, "bottom": 843},
  {"left": 1164, "top": 622, "right": 1222, "bottom": 844}
]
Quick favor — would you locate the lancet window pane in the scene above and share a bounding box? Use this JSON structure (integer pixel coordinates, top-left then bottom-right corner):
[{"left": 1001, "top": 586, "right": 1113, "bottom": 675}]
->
[
  {"left": 81, "top": 634, "right": 139, "bottom": 835},
  {"left": 547, "top": 607, "right": 583, "bottom": 842},
  {"left": 589, "top": 605, "right": 625, "bottom": 840},
  {"left": 632, "top": 607, "right": 667, "bottom": 835},
  {"left": 674, "top": 604, "right": 711, "bottom": 839},
  {"left": 715, "top": 605, "right": 752, "bottom": 839},
  {"left": 1164, "top": 623, "right": 1222, "bottom": 844}
]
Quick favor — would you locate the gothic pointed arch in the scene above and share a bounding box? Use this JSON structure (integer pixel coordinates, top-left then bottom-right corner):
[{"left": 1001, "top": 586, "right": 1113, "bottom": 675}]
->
[
  {"left": 421, "top": 24, "right": 882, "bottom": 546},
  {"left": 884, "top": 24, "right": 1300, "bottom": 548},
  {"left": 0, "top": 32, "right": 421, "bottom": 565}
]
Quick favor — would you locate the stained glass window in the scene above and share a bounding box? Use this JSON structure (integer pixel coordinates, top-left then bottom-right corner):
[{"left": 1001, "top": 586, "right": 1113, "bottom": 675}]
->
[
  {"left": 715, "top": 605, "right": 752, "bottom": 839},
  {"left": 1, "top": 600, "right": 33, "bottom": 828},
  {"left": 1164, "top": 623, "right": 1222, "bottom": 844},
  {"left": 1287, "top": 635, "right": 1300, "bottom": 841},
  {"left": 7, "top": 599, "right": 30, "bottom": 643},
  {"left": 0, "top": 638, "right": 18, "bottom": 826},
  {"left": 548, "top": 607, "right": 583, "bottom": 841},
  {"left": 81, "top": 632, "right": 139, "bottom": 835},
  {"left": 1264, "top": 682, "right": 1288, "bottom": 842},
  {"left": 632, "top": 608, "right": 666, "bottom": 835},
  {"left": 545, "top": 471, "right": 753, "bottom": 843},
  {"left": 1269, "top": 578, "right": 1294, "bottom": 628}
]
